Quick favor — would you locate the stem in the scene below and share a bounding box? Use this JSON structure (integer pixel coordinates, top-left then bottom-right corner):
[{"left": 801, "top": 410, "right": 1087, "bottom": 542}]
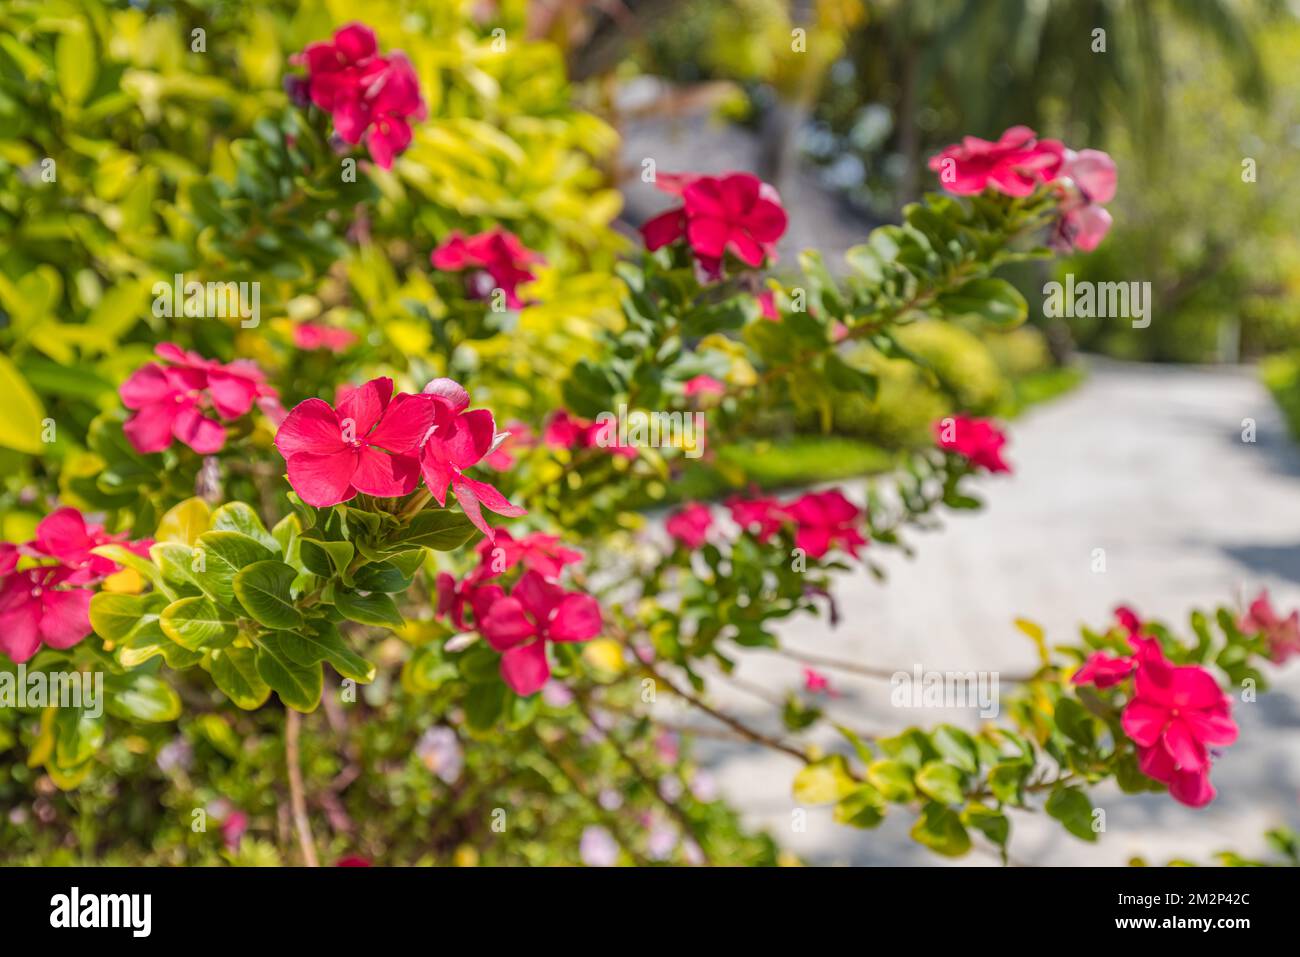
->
[
  {"left": 285, "top": 709, "right": 320, "bottom": 867},
  {"left": 639, "top": 659, "right": 808, "bottom": 763},
  {"left": 777, "top": 646, "right": 1039, "bottom": 685},
  {"left": 397, "top": 489, "right": 432, "bottom": 522}
]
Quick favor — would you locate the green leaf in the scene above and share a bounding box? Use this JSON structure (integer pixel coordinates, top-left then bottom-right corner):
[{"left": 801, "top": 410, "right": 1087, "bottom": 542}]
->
[
  {"left": 932, "top": 724, "right": 980, "bottom": 773},
  {"left": 159, "top": 596, "right": 236, "bottom": 651},
  {"left": 334, "top": 590, "right": 402, "bottom": 629},
  {"left": 255, "top": 633, "right": 323, "bottom": 713},
  {"left": 89, "top": 591, "right": 165, "bottom": 642},
  {"left": 989, "top": 760, "right": 1032, "bottom": 805},
  {"left": 866, "top": 759, "right": 917, "bottom": 802},
  {"left": 150, "top": 541, "right": 200, "bottom": 589},
  {"left": 210, "top": 502, "right": 279, "bottom": 552},
  {"left": 55, "top": 23, "right": 97, "bottom": 105},
  {"left": 792, "top": 754, "right": 857, "bottom": 805},
  {"left": 118, "top": 619, "right": 203, "bottom": 670},
  {"left": 299, "top": 536, "right": 355, "bottom": 580},
  {"left": 1054, "top": 697, "right": 1097, "bottom": 749},
  {"left": 937, "top": 277, "right": 1027, "bottom": 328},
  {"left": 192, "top": 531, "right": 275, "bottom": 605},
  {"left": 1045, "top": 786, "right": 1098, "bottom": 842},
  {"left": 104, "top": 674, "right": 181, "bottom": 723},
  {"left": 0, "top": 353, "right": 47, "bottom": 454},
  {"left": 352, "top": 560, "right": 415, "bottom": 593},
  {"left": 464, "top": 681, "right": 507, "bottom": 732},
  {"left": 54, "top": 706, "right": 104, "bottom": 768},
  {"left": 269, "top": 624, "right": 375, "bottom": 683},
  {"left": 914, "top": 760, "right": 965, "bottom": 804},
  {"left": 396, "top": 509, "right": 477, "bottom": 551},
  {"left": 962, "top": 804, "right": 1010, "bottom": 851},
  {"left": 833, "top": 784, "right": 886, "bottom": 828},
  {"left": 910, "top": 802, "right": 972, "bottom": 857},
  {"left": 233, "top": 561, "right": 303, "bottom": 629},
  {"left": 209, "top": 646, "right": 271, "bottom": 710},
  {"left": 155, "top": 497, "right": 211, "bottom": 546}
]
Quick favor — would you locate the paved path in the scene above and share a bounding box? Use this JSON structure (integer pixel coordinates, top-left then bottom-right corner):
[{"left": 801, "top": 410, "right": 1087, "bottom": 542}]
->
[{"left": 671, "top": 360, "right": 1300, "bottom": 865}]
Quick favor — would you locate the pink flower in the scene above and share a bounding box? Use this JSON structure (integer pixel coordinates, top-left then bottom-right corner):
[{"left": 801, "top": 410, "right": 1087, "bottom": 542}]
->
[
  {"left": 666, "top": 503, "right": 712, "bottom": 549},
  {"left": 542, "top": 409, "right": 637, "bottom": 460},
  {"left": 479, "top": 571, "right": 602, "bottom": 695},
  {"left": 934, "top": 415, "right": 1012, "bottom": 473},
  {"left": 727, "top": 493, "right": 787, "bottom": 543},
  {"left": 476, "top": 529, "right": 582, "bottom": 580},
  {"left": 803, "top": 667, "right": 837, "bottom": 696},
  {"left": 1052, "top": 199, "right": 1113, "bottom": 253},
  {"left": 1240, "top": 590, "right": 1300, "bottom": 664},
  {"left": 483, "top": 422, "right": 533, "bottom": 471},
  {"left": 927, "top": 126, "right": 1065, "bottom": 197},
  {"left": 1062, "top": 149, "right": 1117, "bottom": 204},
  {"left": 786, "top": 490, "right": 866, "bottom": 559},
  {"left": 0, "top": 566, "right": 94, "bottom": 663},
  {"left": 292, "top": 323, "right": 357, "bottom": 353},
  {"left": 292, "top": 23, "right": 426, "bottom": 170},
  {"left": 1071, "top": 652, "right": 1135, "bottom": 689},
  {"left": 336, "top": 855, "right": 372, "bottom": 867},
  {"left": 275, "top": 376, "right": 435, "bottom": 507},
  {"left": 758, "top": 290, "right": 779, "bottom": 321},
  {"left": 641, "top": 171, "right": 787, "bottom": 272},
  {"left": 221, "top": 810, "right": 249, "bottom": 851},
  {"left": 28, "top": 507, "right": 151, "bottom": 579},
  {"left": 120, "top": 344, "right": 275, "bottom": 455},
  {"left": 1121, "top": 636, "right": 1238, "bottom": 808},
  {"left": 1049, "top": 148, "right": 1117, "bottom": 253},
  {"left": 431, "top": 228, "right": 543, "bottom": 309},
  {"left": 682, "top": 375, "right": 726, "bottom": 397},
  {"left": 1114, "top": 605, "right": 1142, "bottom": 637},
  {"left": 417, "top": 378, "right": 525, "bottom": 541}
]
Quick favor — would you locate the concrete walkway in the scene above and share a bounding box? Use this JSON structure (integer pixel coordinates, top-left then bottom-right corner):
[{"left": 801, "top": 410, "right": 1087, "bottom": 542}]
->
[{"left": 677, "top": 359, "right": 1300, "bottom": 865}]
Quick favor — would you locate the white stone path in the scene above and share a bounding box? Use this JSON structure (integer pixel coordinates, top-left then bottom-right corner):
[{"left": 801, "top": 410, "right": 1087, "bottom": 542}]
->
[{"left": 674, "top": 359, "right": 1300, "bottom": 865}]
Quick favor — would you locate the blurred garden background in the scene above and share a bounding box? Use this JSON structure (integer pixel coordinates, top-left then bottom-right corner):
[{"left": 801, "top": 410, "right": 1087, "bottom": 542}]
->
[{"left": 1, "top": 0, "right": 1298, "bottom": 866}]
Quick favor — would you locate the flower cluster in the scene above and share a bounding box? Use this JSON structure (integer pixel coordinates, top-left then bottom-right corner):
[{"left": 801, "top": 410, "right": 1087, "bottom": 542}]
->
[
  {"left": 292, "top": 322, "right": 357, "bottom": 354},
  {"left": 291, "top": 23, "right": 426, "bottom": 169},
  {"left": 1073, "top": 607, "right": 1239, "bottom": 807},
  {"left": 933, "top": 415, "right": 1012, "bottom": 473},
  {"left": 436, "top": 530, "right": 598, "bottom": 694},
  {"left": 543, "top": 410, "right": 638, "bottom": 460},
  {"left": 1239, "top": 589, "right": 1300, "bottom": 664},
  {"left": 927, "top": 125, "right": 1117, "bottom": 252},
  {"left": 640, "top": 171, "right": 788, "bottom": 278},
  {"left": 120, "top": 343, "right": 278, "bottom": 455},
  {"left": 430, "top": 228, "right": 544, "bottom": 309},
  {"left": 666, "top": 488, "right": 868, "bottom": 560},
  {"left": 274, "top": 376, "right": 524, "bottom": 539},
  {"left": 0, "top": 508, "right": 151, "bottom": 663}
]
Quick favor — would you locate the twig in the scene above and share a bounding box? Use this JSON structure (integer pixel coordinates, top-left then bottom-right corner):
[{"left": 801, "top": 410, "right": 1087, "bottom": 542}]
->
[{"left": 285, "top": 709, "right": 320, "bottom": 867}]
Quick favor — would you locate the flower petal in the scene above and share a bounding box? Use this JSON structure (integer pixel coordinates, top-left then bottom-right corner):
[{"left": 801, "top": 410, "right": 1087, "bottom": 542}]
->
[
  {"left": 549, "top": 593, "right": 602, "bottom": 642},
  {"left": 351, "top": 447, "right": 421, "bottom": 497},
  {"left": 500, "top": 640, "right": 550, "bottom": 696},
  {"left": 276, "top": 398, "right": 347, "bottom": 459},
  {"left": 285, "top": 450, "right": 358, "bottom": 507}
]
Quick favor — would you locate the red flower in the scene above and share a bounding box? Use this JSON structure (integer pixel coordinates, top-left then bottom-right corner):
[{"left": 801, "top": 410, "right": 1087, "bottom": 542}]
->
[
  {"left": 726, "top": 493, "right": 787, "bottom": 543},
  {"left": 431, "top": 228, "right": 543, "bottom": 309},
  {"left": 927, "top": 126, "right": 1065, "bottom": 197},
  {"left": 417, "top": 378, "right": 525, "bottom": 542},
  {"left": 542, "top": 409, "right": 637, "bottom": 460},
  {"left": 292, "top": 322, "right": 357, "bottom": 353},
  {"left": 682, "top": 375, "right": 726, "bottom": 398},
  {"left": 120, "top": 343, "right": 275, "bottom": 455},
  {"left": 757, "top": 290, "right": 779, "bottom": 321},
  {"left": 28, "top": 507, "right": 151, "bottom": 579},
  {"left": 292, "top": 23, "right": 426, "bottom": 170},
  {"left": 1240, "top": 589, "right": 1300, "bottom": 665},
  {"left": 1121, "top": 637, "right": 1238, "bottom": 807},
  {"left": 803, "top": 668, "right": 837, "bottom": 697},
  {"left": 1071, "top": 652, "right": 1135, "bottom": 689},
  {"left": 786, "top": 490, "right": 866, "bottom": 559},
  {"left": 641, "top": 171, "right": 787, "bottom": 274},
  {"left": 934, "top": 415, "right": 1011, "bottom": 473},
  {"left": 479, "top": 571, "right": 602, "bottom": 695},
  {"left": 0, "top": 566, "right": 94, "bottom": 663},
  {"left": 666, "top": 503, "right": 712, "bottom": 549},
  {"left": 1114, "top": 605, "right": 1142, "bottom": 637},
  {"left": 336, "top": 855, "right": 372, "bottom": 867},
  {"left": 476, "top": 529, "right": 582, "bottom": 581},
  {"left": 275, "top": 376, "right": 434, "bottom": 507}
]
